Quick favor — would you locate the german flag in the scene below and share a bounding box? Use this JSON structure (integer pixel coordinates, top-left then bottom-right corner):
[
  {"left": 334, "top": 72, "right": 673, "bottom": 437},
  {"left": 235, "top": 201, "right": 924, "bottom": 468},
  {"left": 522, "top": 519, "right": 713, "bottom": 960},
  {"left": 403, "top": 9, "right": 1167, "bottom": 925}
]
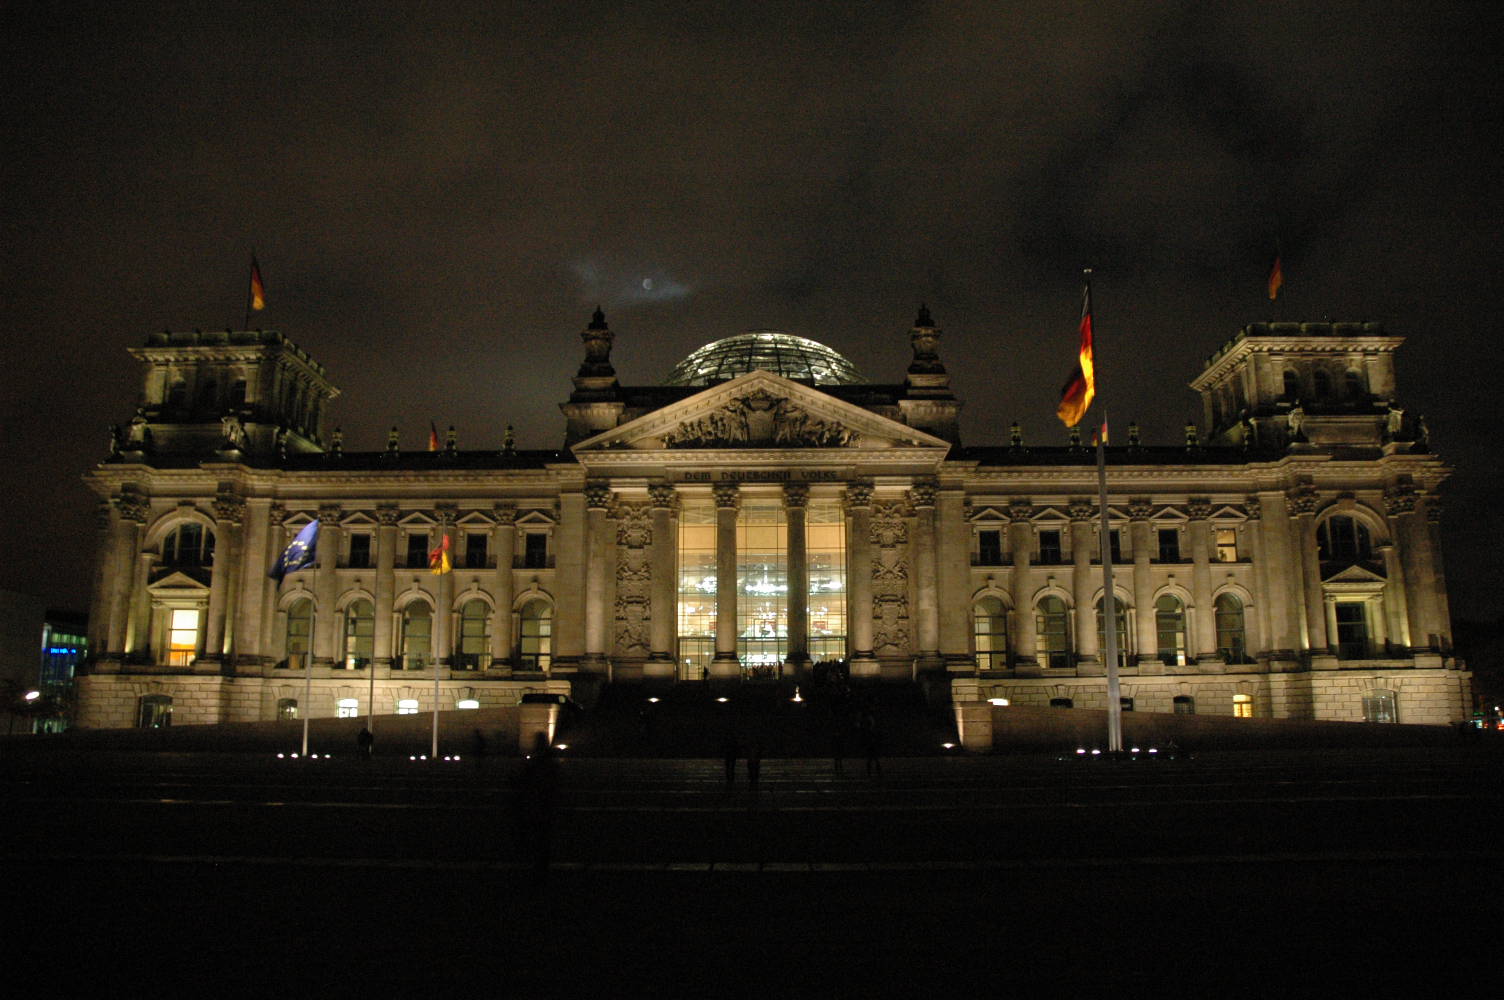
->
[
  {"left": 427, "top": 421, "right": 440, "bottom": 452},
  {"left": 428, "top": 533, "right": 452, "bottom": 575},
  {"left": 1267, "top": 253, "right": 1283, "bottom": 301},
  {"left": 1056, "top": 279, "right": 1095, "bottom": 427},
  {"left": 249, "top": 255, "right": 266, "bottom": 311}
]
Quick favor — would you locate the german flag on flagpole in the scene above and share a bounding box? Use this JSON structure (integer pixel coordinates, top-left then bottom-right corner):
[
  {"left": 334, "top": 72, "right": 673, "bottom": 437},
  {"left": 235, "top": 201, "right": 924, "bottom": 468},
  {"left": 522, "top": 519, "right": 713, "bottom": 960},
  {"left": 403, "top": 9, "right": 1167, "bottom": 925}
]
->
[
  {"left": 427, "top": 421, "right": 440, "bottom": 452},
  {"left": 1056, "top": 274, "right": 1095, "bottom": 427},
  {"left": 1267, "top": 253, "right": 1283, "bottom": 301},
  {"left": 428, "top": 533, "right": 452, "bottom": 575},
  {"left": 249, "top": 255, "right": 267, "bottom": 311}
]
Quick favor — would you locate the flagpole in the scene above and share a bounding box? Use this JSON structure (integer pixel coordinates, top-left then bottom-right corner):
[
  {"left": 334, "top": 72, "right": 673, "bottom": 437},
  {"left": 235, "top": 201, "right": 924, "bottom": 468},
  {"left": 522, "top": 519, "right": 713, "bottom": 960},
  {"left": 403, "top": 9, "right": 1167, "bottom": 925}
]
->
[
  {"left": 244, "top": 251, "right": 255, "bottom": 331},
  {"left": 301, "top": 649, "right": 312, "bottom": 755},
  {"left": 1096, "top": 407, "right": 1123, "bottom": 753}
]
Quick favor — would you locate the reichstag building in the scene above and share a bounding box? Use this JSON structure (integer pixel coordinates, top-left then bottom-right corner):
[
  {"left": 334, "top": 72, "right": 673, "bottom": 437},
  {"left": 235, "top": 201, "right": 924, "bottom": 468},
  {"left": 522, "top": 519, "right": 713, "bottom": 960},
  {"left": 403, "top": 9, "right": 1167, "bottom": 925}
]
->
[{"left": 76, "top": 307, "right": 1471, "bottom": 728}]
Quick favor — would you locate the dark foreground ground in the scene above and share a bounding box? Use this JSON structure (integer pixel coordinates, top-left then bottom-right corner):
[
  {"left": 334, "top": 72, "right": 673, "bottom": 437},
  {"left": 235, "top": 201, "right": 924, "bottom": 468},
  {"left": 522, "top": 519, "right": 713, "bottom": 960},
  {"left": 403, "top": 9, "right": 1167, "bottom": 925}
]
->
[{"left": 4, "top": 744, "right": 1502, "bottom": 995}]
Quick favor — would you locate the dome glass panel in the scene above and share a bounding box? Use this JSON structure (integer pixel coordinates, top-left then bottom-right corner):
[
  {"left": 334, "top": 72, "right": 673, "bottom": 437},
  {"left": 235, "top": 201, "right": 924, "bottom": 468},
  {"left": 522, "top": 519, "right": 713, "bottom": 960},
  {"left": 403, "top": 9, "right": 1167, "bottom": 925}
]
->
[{"left": 663, "top": 331, "right": 867, "bottom": 386}]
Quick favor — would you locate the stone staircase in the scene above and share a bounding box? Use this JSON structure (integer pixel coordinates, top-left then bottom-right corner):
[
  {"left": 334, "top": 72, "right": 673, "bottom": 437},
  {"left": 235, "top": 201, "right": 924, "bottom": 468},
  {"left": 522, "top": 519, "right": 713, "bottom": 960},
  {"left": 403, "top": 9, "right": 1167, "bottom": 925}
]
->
[{"left": 557, "top": 680, "right": 959, "bottom": 758}]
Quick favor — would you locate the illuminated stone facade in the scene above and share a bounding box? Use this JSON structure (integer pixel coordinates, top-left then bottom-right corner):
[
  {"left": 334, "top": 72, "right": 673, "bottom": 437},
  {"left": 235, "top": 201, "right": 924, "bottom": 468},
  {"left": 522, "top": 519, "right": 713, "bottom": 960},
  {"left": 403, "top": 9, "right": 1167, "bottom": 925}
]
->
[{"left": 76, "top": 312, "right": 1471, "bottom": 729}]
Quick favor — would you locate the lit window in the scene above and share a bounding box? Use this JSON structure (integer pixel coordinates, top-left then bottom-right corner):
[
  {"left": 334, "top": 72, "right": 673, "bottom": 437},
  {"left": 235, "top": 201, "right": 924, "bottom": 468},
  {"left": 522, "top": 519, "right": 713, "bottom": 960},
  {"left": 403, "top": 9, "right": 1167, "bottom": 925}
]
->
[
  {"left": 284, "top": 598, "right": 313, "bottom": 669},
  {"left": 397, "top": 699, "right": 419, "bottom": 715},
  {"left": 276, "top": 698, "right": 298, "bottom": 720},
  {"left": 1096, "top": 595, "right": 1130, "bottom": 668},
  {"left": 456, "top": 600, "right": 491, "bottom": 671},
  {"left": 337, "top": 698, "right": 360, "bottom": 719},
  {"left": 138, "top": 694, "right": 173, "bottom": 728},
  {"left": 167, "top": 608, "right": 200, "bottom": 666},
  {"left": 400, "top": 603, "right": 432, "bottom": 670},
  {"left": 972, "top": 596, "right": 1008, "bottom": 671},
  {"left": 1215, "top": 593, "right": 1247, "bottom": 663},
  {"left": 519, "top": 599, "right": 552, "bottom": 671},
  {"left": 1155, "top": 595, "right": 1187, "bottom": 666},
  {"left": 1233, "top": 694, "right": 1253, "bottom": 718},
  {"left": 1215, "top": 528, "right": 1238, "bottom": 562},
  {"left": 1362, "top": 690, "right": 1397, "bottom": 723},
  {"left": 343, "top": 600, "right": 374, "bottom": 669},
  {"left": 456, "top": 699, "right": 480, "bottom": 710},
  {"left": 1035, "top": 596, "right": 1071, "bottom": 669}
]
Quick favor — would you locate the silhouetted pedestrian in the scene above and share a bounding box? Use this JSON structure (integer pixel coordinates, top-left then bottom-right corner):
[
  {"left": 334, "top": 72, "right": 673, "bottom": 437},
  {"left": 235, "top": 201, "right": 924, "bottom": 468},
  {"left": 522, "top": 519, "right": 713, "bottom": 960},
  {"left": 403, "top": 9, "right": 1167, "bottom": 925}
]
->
[
  {"left": 357, "top": 726, "right": 374, "bottom": 759},
  {"left": 859, "top": 708, "right": 881, "bottom": 777},
  {"left": 472, "top": 728, "right": 488, "bottom": 769},
  {"left": 722, "top": 732, "right": 739, "bottom": 786}
]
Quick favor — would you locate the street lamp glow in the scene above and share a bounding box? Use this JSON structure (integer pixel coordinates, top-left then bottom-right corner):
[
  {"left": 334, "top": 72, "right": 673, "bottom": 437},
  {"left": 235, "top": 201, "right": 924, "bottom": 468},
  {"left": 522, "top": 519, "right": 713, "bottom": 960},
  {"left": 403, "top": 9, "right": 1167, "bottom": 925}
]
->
[{"left": 24, "top": 690, "right": 40, "bottom": 702}]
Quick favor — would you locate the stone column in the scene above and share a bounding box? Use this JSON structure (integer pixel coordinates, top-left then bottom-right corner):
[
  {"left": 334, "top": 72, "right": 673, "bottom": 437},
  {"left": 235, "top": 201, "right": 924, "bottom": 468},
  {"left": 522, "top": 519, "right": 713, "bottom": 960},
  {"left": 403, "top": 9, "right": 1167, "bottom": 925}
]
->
[
  {"left": 1069, "top": 503, "right": 1098, "bottom": 665},
  {"left": 909, "top": 478, "right": 941, "bottom": 670},
  {"left": 1377, "top": 541, "right": 1411, "bottom": 653},
  {"left": 1287, "top": 486, "right": 1328, "bottom": 656},
  {"left": 583, "top": 482, "right": 613, "bottom": 673},
  {"left": 312, "top": 505, "right": 342, "bottom": 666},
  {"left": 1187, "top": 500, "right": 1217, "bottom": 662},
  {"left": 373, "top": 505, "right": 399, "bottom": 668},
  {"left": 844, "top": 482, "right": 875, "bottom": 669},
  {"left": 1007, "top": 502, "right": 1037, "bottom": 666},
  {"left": 434, "top": 505, "right": 457, "bottom": 667},
  {"left": 1425, "top": 499, "right": 1452, "bottom": 648},
  {"left": 234, "top": 498, "right": 272, "bottom": 667},
  {"left": 1242, "top": 498, "right": 1270, "bottom": 658},
  {"left": 711, "top": 483, "right": 741, "bottom": 677},
  {"left": 491, "top": 505, "right": 517, "bottom": 667},
  {"left": 127, "top": 549, "right": 153, "bottom": 657},
  {"left": 108, "top": 493, "right": 149, "bottom": 656},
  {"left": 87, "top": 502, "right": 113, "bottom": 657},
  {"left": 1129, "top": 501, "right": 1156, "bottom": 666},
  {"left": 783, "top": 483, "right": 810, "bottom": 676},
  {"left": 553, "top": 491, "right": 586, "bottom": 668},
  {"left": 261, "top": 503, "right": 287, "bottom": 663},
  {"left": 935, "top": 487, "right": 972, "bottom": 667},
  {"left": 1387, "top": 486, "right": 1440, "bottom": 653},
  {"left": 204, "top": 493, "right": 245, "bottom": 663},
  {"left": 1257, "top": 493, "right": 1301, "bottom": 662},
  {"left": 646, "top": 485, "right": 677, "bottom": 679}
]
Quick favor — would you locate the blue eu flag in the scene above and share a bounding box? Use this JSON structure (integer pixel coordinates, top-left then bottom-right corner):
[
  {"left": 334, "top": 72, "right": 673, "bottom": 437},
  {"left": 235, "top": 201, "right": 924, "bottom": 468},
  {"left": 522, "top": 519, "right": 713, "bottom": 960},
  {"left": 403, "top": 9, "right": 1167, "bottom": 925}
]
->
[{"left": 270, "top": 520, "right": 320, "bottom": 581}]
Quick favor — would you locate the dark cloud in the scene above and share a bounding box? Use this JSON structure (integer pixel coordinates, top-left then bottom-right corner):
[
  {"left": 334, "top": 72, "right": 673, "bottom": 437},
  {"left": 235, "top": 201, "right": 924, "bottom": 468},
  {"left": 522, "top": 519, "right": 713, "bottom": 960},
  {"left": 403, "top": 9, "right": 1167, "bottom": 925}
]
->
[{"left": 2, "top": 0, "right": 1501, "bottom": 619}]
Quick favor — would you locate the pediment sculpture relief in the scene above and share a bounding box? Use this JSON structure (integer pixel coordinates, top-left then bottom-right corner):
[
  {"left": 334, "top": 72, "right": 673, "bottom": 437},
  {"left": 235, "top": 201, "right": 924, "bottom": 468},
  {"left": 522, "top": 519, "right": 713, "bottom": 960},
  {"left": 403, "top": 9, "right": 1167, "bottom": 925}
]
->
[{"left": 663, "top": 389, "right": 857, "bottom": 448}]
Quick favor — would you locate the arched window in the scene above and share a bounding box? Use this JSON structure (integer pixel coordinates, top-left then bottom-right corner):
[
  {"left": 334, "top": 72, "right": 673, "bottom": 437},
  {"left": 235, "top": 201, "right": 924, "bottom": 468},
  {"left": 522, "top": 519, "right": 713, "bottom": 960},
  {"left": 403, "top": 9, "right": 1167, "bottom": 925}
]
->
[
  {"left": 1155, "top": 594, "right": 1188, "bottom": 666},
  {"left": 1283, "top": 370, "right": 1300, "bottom": 399},
  {"left": 400, "top": 603, "right": 432, "bottom": 670},
  {"left": 284, "top": 598, "right": 313, "bottom": 669},
  {"left": 518, "top": 599, "right": 552, "bottom": 671},
  {"left": 1214, "top": 593, "right": 1247, "bottom": 663},
  {"left": 1362, "top": 689, "right": 1397, "bottom": 723},
  {"left": 138, "top": 694, "right": 173, "bottom": 728},
  {"left": 1313, "top": 369, "right": 1333, "bottom": 399},
  {"left": 1035, "top": 596, "right": 1071, "bottom": 669},
  {"left": 343, "top": 599, "right": 374, "bottom": 669},
  {"left": 1095, "top": 595, "right": 1130, "bottom": 667},
  {"left": 1345, "top": 369, "right": 1365, "bottom": 399},
  {"left": 456, "top": 599, "right": 491, "bottom": 671},
  {"left": 972, "top": 596, "right": 1008, "bottom": 671},
  {"left": 1317, "top": 515, "right": 1373, "bottom": 564},
  {"left": 161, "top": 522, "right": 215, "bottom": 567}
]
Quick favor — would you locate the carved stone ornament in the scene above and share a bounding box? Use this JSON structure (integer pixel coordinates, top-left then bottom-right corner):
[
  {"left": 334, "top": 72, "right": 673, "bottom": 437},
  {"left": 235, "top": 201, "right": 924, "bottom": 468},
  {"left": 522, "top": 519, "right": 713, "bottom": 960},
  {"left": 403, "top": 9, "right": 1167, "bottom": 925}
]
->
[
  {"left": 872, "top": 594, "right": 911, "bottom": 653},
  {"left": 213, "top": 493, "right": 245, "bottom": 524},
  {"left": 1425, "top": 497, "right": 1442, "bottom": 523},
  {"left": 908, "top": 478, "right": 938, "bottom": 509},
  {"left": 782, "top": 482, "right": 810, "bottom": 509},
  {"left": 1244, "top": 496, "right": 1262, "bottom": 521},
  {"left": 663, "top": 390, "right": 857, "bottom": 449},
  {"left": 435, "top": 503, "right": 458, "bottom": 527},
  {"left": 614, "top": 502, "right": 653, "bottom": 549},
  {"left": 1007, "top": 501, "right": 1035, "bottom": 523},
  {"left": 648, "top": 483, "right": 677, "bottom": 509},
  {"left": 712, "top": 482, "right": 741, "bottom": 509},
  {"left": 1067, "top": 501, "right": 1096, "bottom": 522},
  {"left": 1383, "top": 486, "right": 1418, "bottom": 516},
  {"left": 492, "top": 504, "right": 518, "bottom": 525},
  {"left": 869, "top": 502, "right": 910, "bottom": 548},
  {"left": 584, "top": 482, "right": 613, "bottom": 509},
  {"left": 318, "top": 504, "right": 342, "bottom": 525},
  {"left": 1128, "top": 499, "right": 1154, "bottom": 521},
  {"left": 376, "top": 504, "right": 401, "bottom": 527},
  {"left": 95, "top": 501, "right": 113, "bottom": 531},
  {"left": 843, "top": 481, "right": 874, "bottom": 510},
  {"left": 268, "top": 502, "right": 287, "bottom": 526},
  {"left": 1285, "top": 486, "right": 1319, "bottom": 516},
  {"left": 114, "top": 493, "right": 150, "bottom": 524},
  {"left": 1186, "top": 499, "right": 1213, "bottom": 521}
]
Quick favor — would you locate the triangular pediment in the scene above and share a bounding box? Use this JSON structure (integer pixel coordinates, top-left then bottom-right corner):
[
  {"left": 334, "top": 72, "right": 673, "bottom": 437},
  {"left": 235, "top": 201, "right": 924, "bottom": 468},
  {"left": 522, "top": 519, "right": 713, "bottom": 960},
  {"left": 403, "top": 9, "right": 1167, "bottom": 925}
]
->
[
  {"left": 574, "top": 370, "right": 951, "bottom": 456},
  {"left": 147, "top": 569, "right": 209, "bottom": 591},
  {"left": 1324, "top": 563, "right": 1387, "bottom": 585}
]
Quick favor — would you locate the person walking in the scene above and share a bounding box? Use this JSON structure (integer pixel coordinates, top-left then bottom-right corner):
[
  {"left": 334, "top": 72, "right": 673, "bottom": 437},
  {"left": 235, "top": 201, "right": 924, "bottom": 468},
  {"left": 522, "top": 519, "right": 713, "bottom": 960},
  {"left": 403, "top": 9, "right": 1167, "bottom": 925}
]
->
[{"left": 357, "top": 726, "right": 374, "bottom": 759}]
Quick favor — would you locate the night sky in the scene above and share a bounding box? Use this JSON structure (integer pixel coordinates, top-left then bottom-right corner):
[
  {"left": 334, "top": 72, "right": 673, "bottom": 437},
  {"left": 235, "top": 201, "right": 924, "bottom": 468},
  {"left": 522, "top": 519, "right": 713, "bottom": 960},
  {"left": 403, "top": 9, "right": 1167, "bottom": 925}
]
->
[{"left": 3, "top": 2, "right": 1501, "bottom": 623}]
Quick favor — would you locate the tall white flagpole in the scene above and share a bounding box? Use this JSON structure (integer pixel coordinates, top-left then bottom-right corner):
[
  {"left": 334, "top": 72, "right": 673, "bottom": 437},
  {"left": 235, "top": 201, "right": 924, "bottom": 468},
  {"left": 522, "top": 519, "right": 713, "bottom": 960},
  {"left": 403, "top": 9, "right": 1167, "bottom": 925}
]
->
[
  {"left": 432, "top": 652, "right": 441, "bottom": 758},
  {"left": 1096, "top": 411, "right": 1123, "bottom": 753},
  {"left": 301, "top": 654, "right": 312, "bottom": 755}
]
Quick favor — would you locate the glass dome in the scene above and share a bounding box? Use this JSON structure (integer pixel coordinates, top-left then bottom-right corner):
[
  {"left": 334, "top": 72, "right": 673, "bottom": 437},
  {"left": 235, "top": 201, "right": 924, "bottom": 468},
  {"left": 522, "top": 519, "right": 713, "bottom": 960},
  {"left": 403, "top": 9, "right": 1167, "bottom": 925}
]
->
[{"left": 663, "top": 331, "right": 867, "bottom": 386}]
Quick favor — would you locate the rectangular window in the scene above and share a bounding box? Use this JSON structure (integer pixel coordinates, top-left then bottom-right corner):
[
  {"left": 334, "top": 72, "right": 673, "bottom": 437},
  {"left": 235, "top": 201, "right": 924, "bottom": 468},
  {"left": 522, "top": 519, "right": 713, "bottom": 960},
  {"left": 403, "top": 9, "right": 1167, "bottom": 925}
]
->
[
  {"left": 677, "top": 504, "right": 717, "bottom": 680},
  {"left": 522, "top": 532, "right": 549, "bottom": 568},
  {"left": 1038, "top": 530, "right": 1062, "bottom": 565},
  {"left": 977, "top": 529, "right": 1003, "bottom": 565},
  {"left": 464, "top": 532, "right": 488, "bottom": 569},
  {"left": 167, "top": 608, "right": 199, "bottom": 666},
  {"left": 1215, "top": 528, "right": 1238, "bottom": 562},
  {"left": 405, "top": 533, "right": 429, "bottom": 568},
  {"left": 1335, "top": 602, "right": 1371, "bottom": 659},
  {"left": 806, "top": 500, "right": 847, "bottom": 664},
  {"left": 1233, "top": 694, "right": 1253, "bottom": 718},
  {"left": 1109, "top": 529, "right": 1122, "bottom": 563},
  {"left": 347, "top": 532, "right": 372, "bottom": 568},
  {"left": 1157, "top": 528, "right": 1181, "bottom": 562}
]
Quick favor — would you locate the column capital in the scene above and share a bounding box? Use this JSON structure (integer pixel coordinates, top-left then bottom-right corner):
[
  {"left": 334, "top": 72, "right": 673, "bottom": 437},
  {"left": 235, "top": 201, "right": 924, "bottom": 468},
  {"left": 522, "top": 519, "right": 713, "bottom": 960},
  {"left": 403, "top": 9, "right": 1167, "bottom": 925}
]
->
[
  {"left": 1185, "top": 498, "right": 1212, "bottom": 520},
  {"left": 114, "top": 492, "right": 150, "bottom": 524},
  {"left": 1067, "top": 500, "right": 1095, "bottom": 522},
  {"left": 1244, "top": 496, "right": 1262, "bottom": 521},
  {"left": 435, "top": 502, "right": 458, "bottom": 527},
  {"left": 213, "top": 492, "right": 245, "bottom": 525},
  {"left": 317, "top": 503, "right": 342, "bottom": 525},
  {"left": 908, "top": 477, "right": 938, "bottom": 509},
  {"left": 1383, "top": 484, "right": 1419, "bottom": 516},
  {"left": 492, "top": 503, "right": 518, "bottom": 525},
  {"left": 1424, "top": 497, "right": 1442, "bottom": 524},
  {"left": 95, "top": 500, "right": 113, "bottom": 531},
  {"left": 782, "top": 482, "right": 810, "bottom": 509},
  {"left": 268, "top": 502, "right": 287, "bottom": 526},
  {"left": 1286, "top": 485, "right": 1319, "bottom": 516},
  {"left": 713, "top": 482, "right": 741, "bottom": 510},
  {"left": 842, "top": 481, "right": 873, "bottom": 510},
  {"left": 376, "top": 503, "right": 401, "bottom": 526},
  {"left": 1007, "top": 500, "right": 1035, "bottom": 523},
  {"left": 649, "top": 482, "right": 677, "bottom": 509},
  {"left": 585, "top": 481, "right": 614, "bottom": 510},
  {"left": 1127, "top": 498, "right": 1154, "bottom": 521}
]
